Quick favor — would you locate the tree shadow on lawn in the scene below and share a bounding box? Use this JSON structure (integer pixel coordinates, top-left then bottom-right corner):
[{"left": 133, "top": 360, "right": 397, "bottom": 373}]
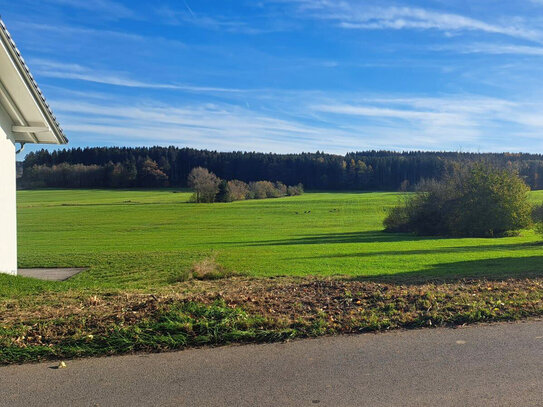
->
[
  {"left": 241, "top": 230, "right": 541, "bottom": 249},
  {"left": 211, "top": 231, "right": 542, "bottom": 254},
  {"left": 288, "top": 241, "right": 540, "bottom": 260},
  {"left": 350, "top": 256, "right": 543, "bottom": 284},
  {"left": 243, "top": 231, "right": 439, "bottom": 246}
]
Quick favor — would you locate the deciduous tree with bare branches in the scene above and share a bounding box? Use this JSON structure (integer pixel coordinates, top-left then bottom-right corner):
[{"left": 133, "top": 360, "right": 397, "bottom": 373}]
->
[{"left": 188, "top": 167, "right": 220, "bottom": 203}]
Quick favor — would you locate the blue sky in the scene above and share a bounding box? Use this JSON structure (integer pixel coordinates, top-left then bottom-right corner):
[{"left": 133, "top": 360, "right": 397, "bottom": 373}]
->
[{"left": 2, "top": 0, "right": 543, "bottom": 155}]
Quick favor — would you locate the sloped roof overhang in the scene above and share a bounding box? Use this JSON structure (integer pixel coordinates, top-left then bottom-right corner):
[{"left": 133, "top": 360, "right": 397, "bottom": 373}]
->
[{"left": 0, "top": 18, "right": 67, "bottom": 145}]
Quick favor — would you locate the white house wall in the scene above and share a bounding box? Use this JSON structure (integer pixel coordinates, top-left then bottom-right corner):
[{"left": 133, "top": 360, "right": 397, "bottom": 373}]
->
[{"left": 0, "top": 103, "right": 17, "bottom": 275}]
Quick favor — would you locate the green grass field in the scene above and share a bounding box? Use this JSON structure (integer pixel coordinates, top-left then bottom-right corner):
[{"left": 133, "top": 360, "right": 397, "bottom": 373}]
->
[
  {"left": 5, "top": 189, "right": 543, "bottom": 296},
  {"left": 2, "top": 189, "right": 543, "bottom": 363}
]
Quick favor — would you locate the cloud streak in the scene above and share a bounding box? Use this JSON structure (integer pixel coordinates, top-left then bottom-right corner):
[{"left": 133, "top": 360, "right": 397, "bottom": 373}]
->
[
  {"left": 440, "top": 42, "right": 543, "bottom": 56},
  {"left": 156, "top": 5, "right": 286, "bottom": 34},
  {"left": 286, "top": 0, "right": 543, "bottom": 42},
  {"left": 52, "top": 99, "right": 361, "bottom": 153},
  {"left": 43, "top": 0, "right": 137, "bottom": 19},
  {"left": 42, "top": 88, "right": 543, "bottom": 155},
  {"left": 30, "top": 59, "right": 249, "bottom": 93}
]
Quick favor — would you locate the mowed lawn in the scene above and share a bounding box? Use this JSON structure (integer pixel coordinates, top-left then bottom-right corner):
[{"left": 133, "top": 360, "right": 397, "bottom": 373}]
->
[{"left": 9, "top": 189, "right": 543, "bottom": 293}]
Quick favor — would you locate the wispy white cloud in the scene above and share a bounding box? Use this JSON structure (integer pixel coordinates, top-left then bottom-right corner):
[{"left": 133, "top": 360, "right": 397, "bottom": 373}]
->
[
  {"left": 312, "top": 104, "right": 464, "bottom": 125},
  {"left": 9, "top": 21, "right": 187, "bottom": 50},
  {"left": 30, "top": 59, "right": 249, "bottom": 93},
  {"left": 155, "top": 5, "right": 285, "bottom": 34},
  {"left": 42, "top": 88, "right": 543, "bottom": 154},
  {"left": 43, "top": 0, "right": 137, "bottom": 19},
  {"left": 309, "top": 94, "right": 543, "bottom": 151},
  {"left": 284, "top": 0, "right": 543, "bottom": 42},
  {"left": 51, "top": 99, "right": 361, "bottom": 153},
  {"left": 437, "top": 42, "right": 543, "bottom": 56}
]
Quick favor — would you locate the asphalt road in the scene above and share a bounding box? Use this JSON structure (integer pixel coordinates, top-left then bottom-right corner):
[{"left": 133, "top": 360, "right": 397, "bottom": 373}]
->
[{"left": 2, "top": 320, "right": 542, "bottom": 407}]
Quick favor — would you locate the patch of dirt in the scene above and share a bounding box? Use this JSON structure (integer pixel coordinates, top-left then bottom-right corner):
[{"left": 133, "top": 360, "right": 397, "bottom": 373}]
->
[
  {"left": 2, "top": 276, "right": 543, "bottom": 347},
  {"left": 195, "top": 277, "right": 543, "bottom": 329}
]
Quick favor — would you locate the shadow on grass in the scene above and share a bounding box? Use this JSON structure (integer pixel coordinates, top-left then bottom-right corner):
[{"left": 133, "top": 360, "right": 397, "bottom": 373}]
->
[
  {"left": 288, "top": 241, "right": 541, "bottom": 260},
  {"left": 351, "top": 256, "right": 543, "bottom": 284},
  {"left": 242, "top": 231, "right": 438, "bottom": 246}
]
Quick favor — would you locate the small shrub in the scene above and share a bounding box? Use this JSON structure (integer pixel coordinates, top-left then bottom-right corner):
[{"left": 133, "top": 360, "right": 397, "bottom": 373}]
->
[
  {"left": 189, "top": 257, "right": 234, "bottom": 280},
  {"left": 249, "top": 181, "right": 278, "bottom": 199},
  {"left": 225, "top": 180, "right": 250, "bottom": 201},
  {"left": 382, "top": 199, "right": 414, "bottom": 233},
  {"left": 287, "top": 183, "right": 304, "bottom": 196},
  {"left": 275, "top": 182, "right": 287, "bottom": 196}
]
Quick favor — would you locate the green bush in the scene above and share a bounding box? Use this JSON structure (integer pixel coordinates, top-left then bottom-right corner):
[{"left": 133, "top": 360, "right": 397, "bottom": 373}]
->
[
  {"left": 532, "top": 203, "right": 543, "bottom": 237},
  {"left": 382, "top": 198, "right": 414, "bottom": 233},
  {"left": 384, "top": 164, "right": 532, "bottom": 237}
]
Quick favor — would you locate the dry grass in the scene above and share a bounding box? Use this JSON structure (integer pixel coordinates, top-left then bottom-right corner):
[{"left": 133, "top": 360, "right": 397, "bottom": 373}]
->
[
  {"left": 188, "top": 256, "right": 236, "bottom": 280},
  {"left": 2, "top": 276, "right": 543, "bottom": 360}
]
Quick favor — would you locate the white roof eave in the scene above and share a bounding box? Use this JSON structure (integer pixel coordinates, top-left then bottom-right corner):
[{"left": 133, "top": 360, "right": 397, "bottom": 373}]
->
[{"left": 0, "top": 18, "right": 67, "bottom": 145}]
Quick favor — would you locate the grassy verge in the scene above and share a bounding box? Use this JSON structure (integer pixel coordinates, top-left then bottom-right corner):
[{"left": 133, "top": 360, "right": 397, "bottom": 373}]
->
[{"left": 2, "top": 276, "right": 542, "bottom": 364}]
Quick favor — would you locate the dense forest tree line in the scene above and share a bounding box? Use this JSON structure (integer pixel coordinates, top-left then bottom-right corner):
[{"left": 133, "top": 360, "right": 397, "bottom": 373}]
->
[{"left": 19, "top": 146, "right": 543, "bottom": 190}]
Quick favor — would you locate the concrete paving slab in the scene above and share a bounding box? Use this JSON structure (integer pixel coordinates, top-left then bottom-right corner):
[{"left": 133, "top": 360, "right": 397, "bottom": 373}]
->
[{"left": 17, "top": 267, "right": 87, "bottom": 281}]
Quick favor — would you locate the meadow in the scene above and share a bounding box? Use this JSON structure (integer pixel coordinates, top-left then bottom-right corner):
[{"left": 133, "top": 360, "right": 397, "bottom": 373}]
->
[
  {"left": 7, "top": 188, "right": 543, "bottom": 295},
  {"left": 2, "top": 189, "right": 543, "bottom": 363}
]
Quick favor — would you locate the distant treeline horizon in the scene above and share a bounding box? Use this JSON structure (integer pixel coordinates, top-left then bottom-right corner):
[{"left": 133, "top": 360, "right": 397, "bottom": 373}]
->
[{"left": 19, "top": 146, "right": 543, "bottom": 190}]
